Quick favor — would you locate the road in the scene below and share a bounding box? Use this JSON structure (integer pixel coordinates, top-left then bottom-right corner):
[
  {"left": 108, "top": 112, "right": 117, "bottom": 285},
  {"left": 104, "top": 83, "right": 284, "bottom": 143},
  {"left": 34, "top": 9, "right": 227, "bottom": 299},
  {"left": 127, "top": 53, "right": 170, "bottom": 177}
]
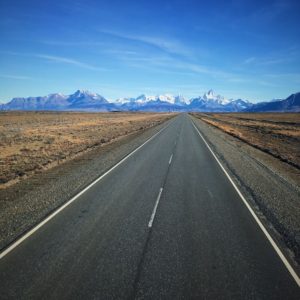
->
[{"left": 0, "top": 114, "right": 299, "bottom": 299}]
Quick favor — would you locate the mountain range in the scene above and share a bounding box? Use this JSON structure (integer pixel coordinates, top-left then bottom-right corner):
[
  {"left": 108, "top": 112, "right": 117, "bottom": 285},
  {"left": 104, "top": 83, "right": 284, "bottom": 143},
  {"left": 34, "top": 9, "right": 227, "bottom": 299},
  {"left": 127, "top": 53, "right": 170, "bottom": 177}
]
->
[
  {"left": 1, "top": 89, "right": 299, "bottom": 112},
  {"left": 245, "top": 92, "right": 300, "bottom": 112}
]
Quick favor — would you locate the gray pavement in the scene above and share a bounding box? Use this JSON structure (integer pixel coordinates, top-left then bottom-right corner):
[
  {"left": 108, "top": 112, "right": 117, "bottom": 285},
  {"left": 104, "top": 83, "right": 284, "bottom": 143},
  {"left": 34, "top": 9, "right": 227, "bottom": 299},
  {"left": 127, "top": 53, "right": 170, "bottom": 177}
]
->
[{"left": 0, "top": 114, "right": 299, "bottom": 299}]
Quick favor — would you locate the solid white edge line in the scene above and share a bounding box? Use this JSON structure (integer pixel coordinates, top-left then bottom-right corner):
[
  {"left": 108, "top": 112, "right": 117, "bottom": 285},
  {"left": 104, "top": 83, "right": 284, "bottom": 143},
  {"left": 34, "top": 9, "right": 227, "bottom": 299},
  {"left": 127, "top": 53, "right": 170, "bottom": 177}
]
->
[
  {"left": 169, "top": 154, "right": 173, "bottom": 165},
  {"left": 0, "top": 121, "right": 172, "bottom": 260},
  {"left": 148, "top": 188, "right": 163, "bottom": 228},
  {"left": 191, "top": 120, "right": 300, "bottom": 287}
]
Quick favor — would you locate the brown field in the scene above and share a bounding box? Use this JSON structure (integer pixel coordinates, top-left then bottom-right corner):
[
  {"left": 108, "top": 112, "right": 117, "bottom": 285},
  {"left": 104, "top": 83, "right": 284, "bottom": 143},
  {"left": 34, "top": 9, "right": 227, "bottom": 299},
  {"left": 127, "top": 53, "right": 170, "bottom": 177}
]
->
[
  {"left": 191, "top": 113, "right": 300, "bottom": 170},
  {"left": 0, "top": 111, "right": 174, "bottom": 188}
]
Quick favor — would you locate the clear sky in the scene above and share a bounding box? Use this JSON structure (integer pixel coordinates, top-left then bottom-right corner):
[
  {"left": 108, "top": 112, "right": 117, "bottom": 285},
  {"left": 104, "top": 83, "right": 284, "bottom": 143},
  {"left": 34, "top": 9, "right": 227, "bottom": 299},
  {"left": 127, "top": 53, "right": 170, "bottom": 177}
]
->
[{"left": 0, "top": 0, "right": 300, "bottom": 103}]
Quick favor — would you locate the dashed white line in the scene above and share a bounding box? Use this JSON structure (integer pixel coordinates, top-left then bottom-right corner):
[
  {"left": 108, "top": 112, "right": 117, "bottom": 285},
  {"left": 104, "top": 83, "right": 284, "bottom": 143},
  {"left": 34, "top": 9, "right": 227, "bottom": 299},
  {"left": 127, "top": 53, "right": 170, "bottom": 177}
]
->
[
  {"left": 148, "top": 188, "right": 163, "bottom": 228},
  {"left": 169, "top": 154, "right": 173, "bottom": 165},
  {"left": 0, "top": 122, "right": 172, "bottom": 260},
  {"left": 207, "top": 189, "right": 213, "bottom": 198},
  {"left": 192, "top": 120, "right": 300, "bottom": 287}
]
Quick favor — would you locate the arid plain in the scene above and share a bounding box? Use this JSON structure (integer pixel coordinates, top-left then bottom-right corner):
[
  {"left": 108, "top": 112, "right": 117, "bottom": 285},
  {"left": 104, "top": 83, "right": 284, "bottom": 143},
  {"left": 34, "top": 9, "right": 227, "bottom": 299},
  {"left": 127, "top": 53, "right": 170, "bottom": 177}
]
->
[
  {"left": 191, "top": 113, "right": 300, "bottom": 171},
  {"left": 0, "top": 112, "right": 174, "bottom": 188}
]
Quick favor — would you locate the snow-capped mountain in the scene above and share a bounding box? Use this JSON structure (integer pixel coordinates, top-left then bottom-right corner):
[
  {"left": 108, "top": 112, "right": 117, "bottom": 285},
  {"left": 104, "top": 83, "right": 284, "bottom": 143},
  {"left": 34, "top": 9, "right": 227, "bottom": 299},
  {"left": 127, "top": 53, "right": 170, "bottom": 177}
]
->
[
  {"left": 71, "top": 89, "right": 107, "bottom": 102},
  {"left": 245, "top": 92, "right": 300, "bottom": 112},
  {"left": 189, "top": 90, "right": 251, "bottom": 112},
  {"left": 0, "top": 89, "right": 251, "bottom": 112},
  {"left": 115, "top": 94, "right": 188, "bottom": 106},
  {"left": 114, "top": 97, "right": 136, "bottom": 105},
  {"left": 226, "top": 99, "right": 252, "bottom": 111},
  {"left": 2, "top": 89, "right": 297, "bottom": 112},
  {"left": 1, "top": 90, "right": 114, "bottom": 111},
  {"left": 202, "top": 89, "right": 230, "bottom": 105},
  {"left": 113, "top": 94, "right": 188, "bottom": 111},
  {"left": 67, "top": 90, "right": 109, "bottom": 109},
  {"left": 1, "top": 93, "right": 69, "bottom": 110}
]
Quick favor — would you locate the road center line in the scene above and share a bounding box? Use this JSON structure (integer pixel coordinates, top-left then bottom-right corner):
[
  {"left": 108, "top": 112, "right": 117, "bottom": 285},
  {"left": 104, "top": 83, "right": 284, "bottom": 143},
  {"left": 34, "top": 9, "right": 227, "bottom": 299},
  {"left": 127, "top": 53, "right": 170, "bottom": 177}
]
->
[
  {"left": 0, "top": 120, "right": 173, "bottom": 260},
  {"left": 191, "top": 119, "right": 300, "bottom": 287},
  {"left": 169, "top": 154, "right": 173, "bottom": 165},
  {"left": 148, "top": 188, "right": 163, "bottom": 228}
]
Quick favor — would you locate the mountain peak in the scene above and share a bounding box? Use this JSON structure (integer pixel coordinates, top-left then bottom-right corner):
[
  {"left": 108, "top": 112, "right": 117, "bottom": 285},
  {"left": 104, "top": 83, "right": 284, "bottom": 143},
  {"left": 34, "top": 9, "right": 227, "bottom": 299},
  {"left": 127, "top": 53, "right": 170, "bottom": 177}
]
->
[
  {"left": 73, "top": 89, "right": 93, "bottom": 97},
  {"left": 202, "top": 89, "right": 230, "bottom": 105},
  {"left": 203, "top": 89, "right": 215, "bottom": 99},
  {"left": 136, "top": 94, "right": 146, "bottom": 99}
]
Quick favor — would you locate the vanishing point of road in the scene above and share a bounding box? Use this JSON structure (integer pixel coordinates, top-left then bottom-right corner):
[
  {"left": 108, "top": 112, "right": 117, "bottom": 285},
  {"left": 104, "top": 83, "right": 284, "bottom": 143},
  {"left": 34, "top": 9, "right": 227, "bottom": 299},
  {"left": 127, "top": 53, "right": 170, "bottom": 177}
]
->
[{"left": 0, "top": 114, "right": 299, "bottom": 299}]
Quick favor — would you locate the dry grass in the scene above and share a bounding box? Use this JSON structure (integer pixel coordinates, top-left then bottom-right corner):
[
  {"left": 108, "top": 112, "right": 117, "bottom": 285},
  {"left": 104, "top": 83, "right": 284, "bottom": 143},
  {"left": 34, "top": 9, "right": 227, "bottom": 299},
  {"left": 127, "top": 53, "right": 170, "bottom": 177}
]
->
[
  {"left": 0, "top": 111, "right": 174, "bottom": 188},
  {"left": 191, "top": 113, "right": 300, "bottom": 169}
]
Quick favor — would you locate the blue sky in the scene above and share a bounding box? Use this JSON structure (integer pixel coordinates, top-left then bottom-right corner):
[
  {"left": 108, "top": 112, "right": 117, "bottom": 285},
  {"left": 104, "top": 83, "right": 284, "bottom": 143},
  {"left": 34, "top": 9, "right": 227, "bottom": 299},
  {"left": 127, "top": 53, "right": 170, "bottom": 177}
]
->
[{"left": 0, "top": 0, "right": 300, "bottom": 103}]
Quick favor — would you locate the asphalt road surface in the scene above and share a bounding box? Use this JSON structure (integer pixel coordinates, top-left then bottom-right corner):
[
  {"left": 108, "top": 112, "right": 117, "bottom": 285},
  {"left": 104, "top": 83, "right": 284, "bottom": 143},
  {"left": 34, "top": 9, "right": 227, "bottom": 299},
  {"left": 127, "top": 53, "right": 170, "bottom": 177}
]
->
[{"left": 0, "top": 114, "right": 299, "bottom": 299}]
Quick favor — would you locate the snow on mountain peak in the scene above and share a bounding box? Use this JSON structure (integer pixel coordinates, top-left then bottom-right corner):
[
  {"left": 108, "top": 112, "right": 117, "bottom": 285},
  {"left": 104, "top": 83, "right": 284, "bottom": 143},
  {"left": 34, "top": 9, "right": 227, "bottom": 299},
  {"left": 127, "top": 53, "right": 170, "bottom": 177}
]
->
[
  {"left": 71, "top": 90, "right": 106, "bottom": 101},
  {"left": 1, "top": 88, "right": 256, "bottom": 112},
  {"left": 156, "top": 94, "right": 175, "bottom": 103},
  {"left": 207, "top": 89, "right": 214, "bottom": 96},
  {"left": 114, "top": 93, "right": 189, "bottom": 106},
  {"left": 120, "top": 94, "right": 188, "bottom": 105},
  {"left": 47, "top": 93, "right": 67, "bottom": 99},
  {"left": 74, "top": 89, "right": 93, "bottom": 96},
  {"left": 202, "top": 89, "right": 230, "bottom": 105}
]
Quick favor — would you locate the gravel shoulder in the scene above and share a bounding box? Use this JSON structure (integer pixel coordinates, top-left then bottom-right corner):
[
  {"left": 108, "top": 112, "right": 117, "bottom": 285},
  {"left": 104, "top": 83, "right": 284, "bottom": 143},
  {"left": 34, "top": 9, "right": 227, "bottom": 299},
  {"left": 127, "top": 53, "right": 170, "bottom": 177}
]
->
[
  {"left": 191, "top": 115, "right": 300, "bottom": 268},
  {"left": 0, "top": 117, "right": 174, "bottom": 251}
]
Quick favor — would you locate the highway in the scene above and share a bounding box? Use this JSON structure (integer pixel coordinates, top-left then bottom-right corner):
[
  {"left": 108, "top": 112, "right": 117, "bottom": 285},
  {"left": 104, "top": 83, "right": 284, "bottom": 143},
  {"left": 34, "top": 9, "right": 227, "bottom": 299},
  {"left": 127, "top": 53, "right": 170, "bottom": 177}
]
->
[{"left": 0, "top": 114, "right": 299, "bottom": 299}]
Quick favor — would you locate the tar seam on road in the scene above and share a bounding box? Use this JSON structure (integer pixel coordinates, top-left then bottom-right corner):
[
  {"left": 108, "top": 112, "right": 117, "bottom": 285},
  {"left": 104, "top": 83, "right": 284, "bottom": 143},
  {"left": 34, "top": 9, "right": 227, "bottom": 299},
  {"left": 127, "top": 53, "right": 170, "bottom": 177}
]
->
[
  {"left": 131, "top": 126, "right": 180, "bottom": 299},
  {"left": 191, "top": 118, "right": 300, "bottom": 287},
  {"left": 130, "top": 167, "right": 170, "bottom": 300},
  {"left": 0, "top": 118, "right": 175, "bottom": 260},
  {"left": 169, "top": 154, "right": 173, "bottom": 165}
]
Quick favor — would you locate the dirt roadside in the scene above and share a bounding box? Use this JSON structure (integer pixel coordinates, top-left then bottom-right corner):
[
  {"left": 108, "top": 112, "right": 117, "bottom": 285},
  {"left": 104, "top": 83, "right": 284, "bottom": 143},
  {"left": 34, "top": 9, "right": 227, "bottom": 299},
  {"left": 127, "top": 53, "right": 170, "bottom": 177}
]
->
[{"left": 192, "top": 113, "right": 300, "bottom": 171}]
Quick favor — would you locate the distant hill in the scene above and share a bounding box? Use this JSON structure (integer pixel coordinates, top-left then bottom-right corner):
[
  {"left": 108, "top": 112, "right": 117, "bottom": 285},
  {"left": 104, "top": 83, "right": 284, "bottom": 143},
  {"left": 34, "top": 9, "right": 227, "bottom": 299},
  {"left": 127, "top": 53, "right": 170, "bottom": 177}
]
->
[
  {"left": 245, "top": 92, "right": 300, "bottom": 112},
  {"left": 1, "top": 89, "right": 299, "bottom": 112}
]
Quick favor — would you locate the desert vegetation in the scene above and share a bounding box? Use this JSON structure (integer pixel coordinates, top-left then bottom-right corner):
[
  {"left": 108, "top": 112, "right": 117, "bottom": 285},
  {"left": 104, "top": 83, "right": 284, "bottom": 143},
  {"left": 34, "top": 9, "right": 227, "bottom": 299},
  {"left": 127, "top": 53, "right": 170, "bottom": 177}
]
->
[
  {"left": 191, "top": 113, "right": 300, "bottom": 170},
  {"left": 0, "top": 111, "right": 173, "bottom": 188}
]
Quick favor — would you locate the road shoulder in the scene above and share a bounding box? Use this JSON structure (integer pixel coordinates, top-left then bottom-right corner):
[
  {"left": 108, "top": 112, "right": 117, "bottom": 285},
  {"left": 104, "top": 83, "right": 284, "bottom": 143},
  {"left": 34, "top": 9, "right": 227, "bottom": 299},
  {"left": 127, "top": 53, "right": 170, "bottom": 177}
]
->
[{"left": 191, "top": 115, "right": 300, "bottom": 270}]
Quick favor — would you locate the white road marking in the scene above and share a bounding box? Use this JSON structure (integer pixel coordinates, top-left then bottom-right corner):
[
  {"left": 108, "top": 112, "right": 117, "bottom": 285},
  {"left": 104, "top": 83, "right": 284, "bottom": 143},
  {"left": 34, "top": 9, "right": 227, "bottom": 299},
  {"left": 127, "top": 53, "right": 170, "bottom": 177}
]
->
[
  {"left": 192, "top": 121, "right": 300, "bottom": 287},
  {"left": 169, "top": 154, "right": 173, "bottom": 165},
  {"left": 207, "top": 189, "right": 213, "bottom": 198},
  {"left": 0, "top": 122, "right": 172, "bottom": 260},
  {"left": 148, "top": 188, "right": 163, "bottom": 228}
]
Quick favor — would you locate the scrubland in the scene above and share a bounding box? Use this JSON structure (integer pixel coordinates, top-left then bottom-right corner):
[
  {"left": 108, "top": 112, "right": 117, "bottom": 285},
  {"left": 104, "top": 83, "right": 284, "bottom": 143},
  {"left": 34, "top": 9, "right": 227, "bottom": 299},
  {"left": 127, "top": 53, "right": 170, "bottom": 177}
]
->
[
  {"left": 0, "top": 111, "right": 173, "bottom": 188},
  {"left": 191, "top": 113, "right": 300, "bottom": 170}
]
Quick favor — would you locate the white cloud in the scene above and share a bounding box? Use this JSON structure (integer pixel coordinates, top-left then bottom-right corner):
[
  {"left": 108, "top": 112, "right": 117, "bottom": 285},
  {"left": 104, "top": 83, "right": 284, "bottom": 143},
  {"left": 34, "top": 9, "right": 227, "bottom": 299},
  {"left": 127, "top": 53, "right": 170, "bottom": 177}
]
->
[
  {"left": 99, "top": 29, "right": 191, "bottom": 57},
  {"left": 35, "top": 54, "right": 106, "bottom": 71},
  {"left": 0, "top": 74, "right": 32, "bottom": 80},
  {"left": 42, "top": 40, "right": 105, "bottom": 47},
  {"left": 1, "top": 51, "right": 106, "bottom": 71}
]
